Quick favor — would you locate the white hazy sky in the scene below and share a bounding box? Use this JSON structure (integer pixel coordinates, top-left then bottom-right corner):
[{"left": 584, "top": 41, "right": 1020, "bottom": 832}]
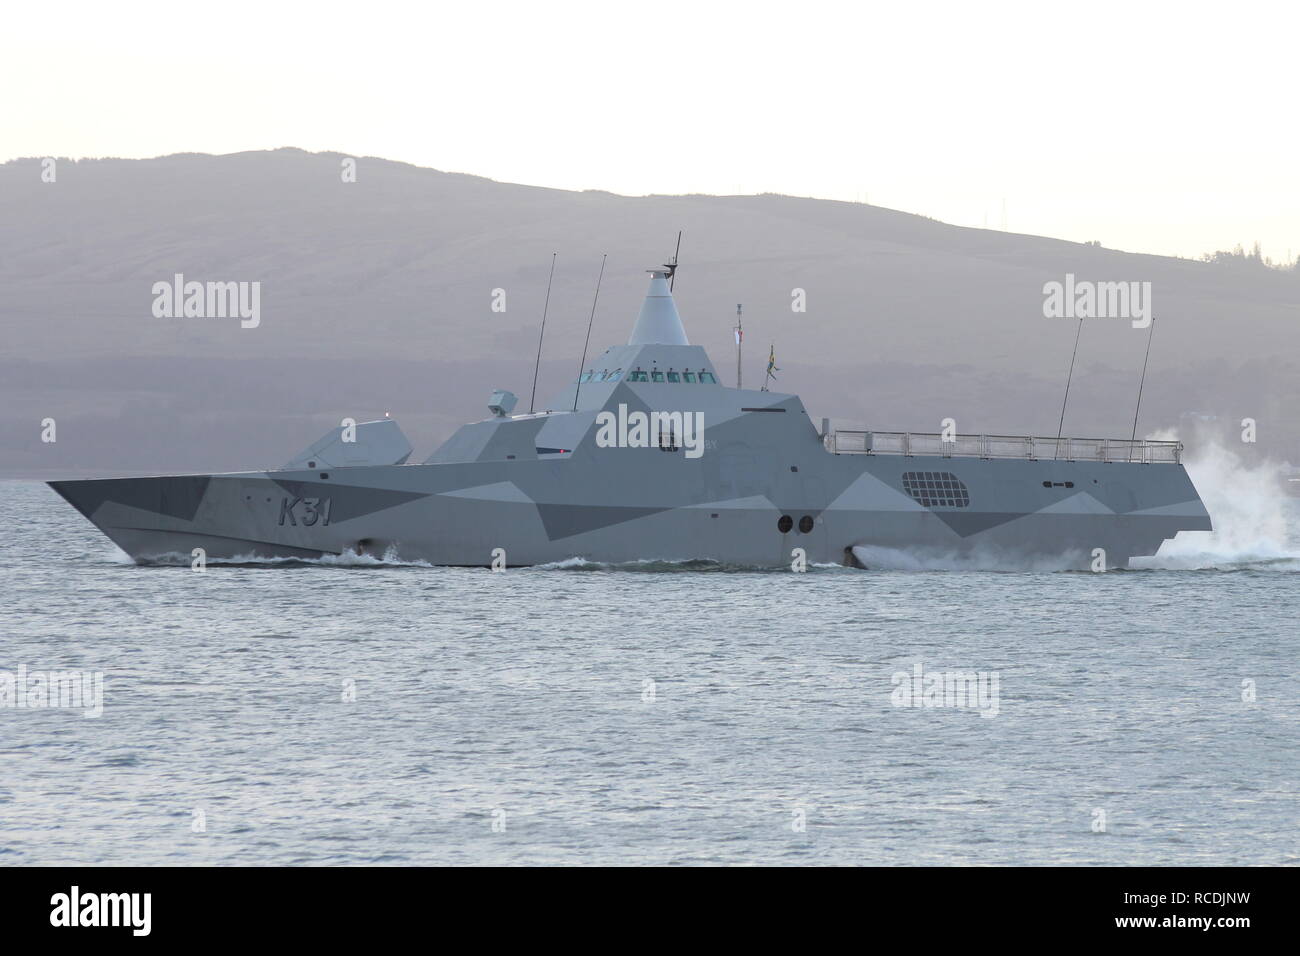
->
[{"left": 4, "top": 0, "right": 1296, "bottom": 261}]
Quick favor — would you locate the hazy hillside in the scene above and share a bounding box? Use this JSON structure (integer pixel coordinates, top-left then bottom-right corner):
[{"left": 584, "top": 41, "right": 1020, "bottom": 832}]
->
[{"left": 2, "top": 149, "right": 1296, "bottom": 477}]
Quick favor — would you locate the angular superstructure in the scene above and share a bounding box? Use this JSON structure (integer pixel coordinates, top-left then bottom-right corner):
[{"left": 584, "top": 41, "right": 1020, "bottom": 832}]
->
[{"left": 49, "top": 264, "right": 1212, "bottom": 568}]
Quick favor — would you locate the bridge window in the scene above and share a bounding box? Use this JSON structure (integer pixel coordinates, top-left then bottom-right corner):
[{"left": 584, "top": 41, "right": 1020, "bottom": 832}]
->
[
  {"left": 608, "top": 369, "right": 623, "bottom": 382},
  {"left": 683, "top": 371, "right": 697, "bottom": 383},
  {"left": 666, "top": 371, "right": 681, "bottom": 383},
  {"left": 628, "top": 370, "right": 648, "bottom": 382},
  {"left": 699, "top": 371, "right": 717, "bottom": 384},
  {"left": 901, "top": 471, "right": 970, "bottom": 508},
  {"left": 579, "top": 371, "right": 593, "bottom": 383},
  {"left": 594, "top": 370, "right": 608, "bottom": 382},
  {"left": 651, "top": 370, "right": 665, "bottom": 382}
]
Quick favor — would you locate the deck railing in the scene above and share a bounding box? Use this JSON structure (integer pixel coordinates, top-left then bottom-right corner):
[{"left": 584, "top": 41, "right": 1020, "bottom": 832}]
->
[{"left": 825, "top": 430, "right": 1181, "bottom": 463}]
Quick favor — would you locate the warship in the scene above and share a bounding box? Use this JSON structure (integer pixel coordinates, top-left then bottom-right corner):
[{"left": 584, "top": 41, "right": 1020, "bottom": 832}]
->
[{"left": 50, "top": 261, "right": 1211, "bottom": 568}]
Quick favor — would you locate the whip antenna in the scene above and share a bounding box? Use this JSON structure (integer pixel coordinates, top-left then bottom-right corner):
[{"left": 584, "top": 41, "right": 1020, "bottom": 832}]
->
[
  {"left": 1055, "top": 316, "right": 1084, "bottom": 459},
  {"left": 572, "top": 254, "right": 607, "bottom": 412},
  {"left": 528, "top": 252, "right": 557, "bottom": 414},
  {"left": 1129, "top": 317, "right": 1156, "bottom": 457}
]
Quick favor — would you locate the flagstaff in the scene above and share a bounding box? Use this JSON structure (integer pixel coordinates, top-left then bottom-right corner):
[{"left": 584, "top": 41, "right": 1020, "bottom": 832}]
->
[{"left": 762, "top": 342, "right": 779, "bottom": 391}]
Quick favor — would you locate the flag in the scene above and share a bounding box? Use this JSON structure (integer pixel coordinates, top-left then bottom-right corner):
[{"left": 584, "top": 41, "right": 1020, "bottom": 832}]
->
[
  {"left": 765, "top": 344, "right": 779, "bottom": 382},
  {"left": 734, "top": 326, "right": 743, "bottom": 345}
]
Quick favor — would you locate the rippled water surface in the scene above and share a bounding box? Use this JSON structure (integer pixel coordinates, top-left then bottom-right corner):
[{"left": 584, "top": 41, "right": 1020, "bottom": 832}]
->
[{"left": 2, "top": 479, "right": 1297, "bottom": 865}]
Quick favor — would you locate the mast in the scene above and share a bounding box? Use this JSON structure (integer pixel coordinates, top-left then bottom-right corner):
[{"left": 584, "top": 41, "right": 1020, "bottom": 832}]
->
[{"left": 734, "top": 303, "right": 743, "bottom": 389}]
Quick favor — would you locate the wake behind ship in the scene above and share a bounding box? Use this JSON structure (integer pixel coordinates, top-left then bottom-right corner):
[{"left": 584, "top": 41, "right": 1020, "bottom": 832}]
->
[{"left": 50, "top": 263, "right": 1211, "bottom": 568}]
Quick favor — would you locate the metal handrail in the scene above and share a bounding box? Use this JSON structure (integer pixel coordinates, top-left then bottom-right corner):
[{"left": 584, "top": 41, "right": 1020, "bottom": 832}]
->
[{"left": 824, "top": 429, "right": 1181, "bottom": 463}]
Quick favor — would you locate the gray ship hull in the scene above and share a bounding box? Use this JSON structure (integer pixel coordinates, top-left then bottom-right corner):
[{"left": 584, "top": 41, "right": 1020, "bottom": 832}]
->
[
  {"left": 49, "top": 269, "right": 1211, "bottom": 569},
  {"left": 49, "top": 392, "right": 1210, "bottom": 570}
]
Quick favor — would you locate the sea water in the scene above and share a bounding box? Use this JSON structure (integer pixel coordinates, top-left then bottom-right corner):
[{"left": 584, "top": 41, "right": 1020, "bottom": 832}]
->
[{"left": 1, "top": 445, "right": 1296, "bottom": 865}]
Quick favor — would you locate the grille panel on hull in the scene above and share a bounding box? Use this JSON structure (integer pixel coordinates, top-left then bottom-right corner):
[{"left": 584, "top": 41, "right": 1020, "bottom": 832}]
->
[{"left": 901, "top": 471, "right": 971, "bottom": 508}]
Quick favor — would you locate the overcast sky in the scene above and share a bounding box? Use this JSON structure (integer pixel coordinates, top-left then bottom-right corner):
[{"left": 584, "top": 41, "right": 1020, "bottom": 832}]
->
[{"left": 5, "top": 0, "right": 1295, "bottom": 261}]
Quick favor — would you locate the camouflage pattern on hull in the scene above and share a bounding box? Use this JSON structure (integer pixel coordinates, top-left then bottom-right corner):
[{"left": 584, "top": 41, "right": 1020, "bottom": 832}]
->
[
  {"left": 48, "top": 394, "right": 1209, "bottom": 569},
  {"left": 48, "top": 270, "right": 1211, "bottom": 569}
]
